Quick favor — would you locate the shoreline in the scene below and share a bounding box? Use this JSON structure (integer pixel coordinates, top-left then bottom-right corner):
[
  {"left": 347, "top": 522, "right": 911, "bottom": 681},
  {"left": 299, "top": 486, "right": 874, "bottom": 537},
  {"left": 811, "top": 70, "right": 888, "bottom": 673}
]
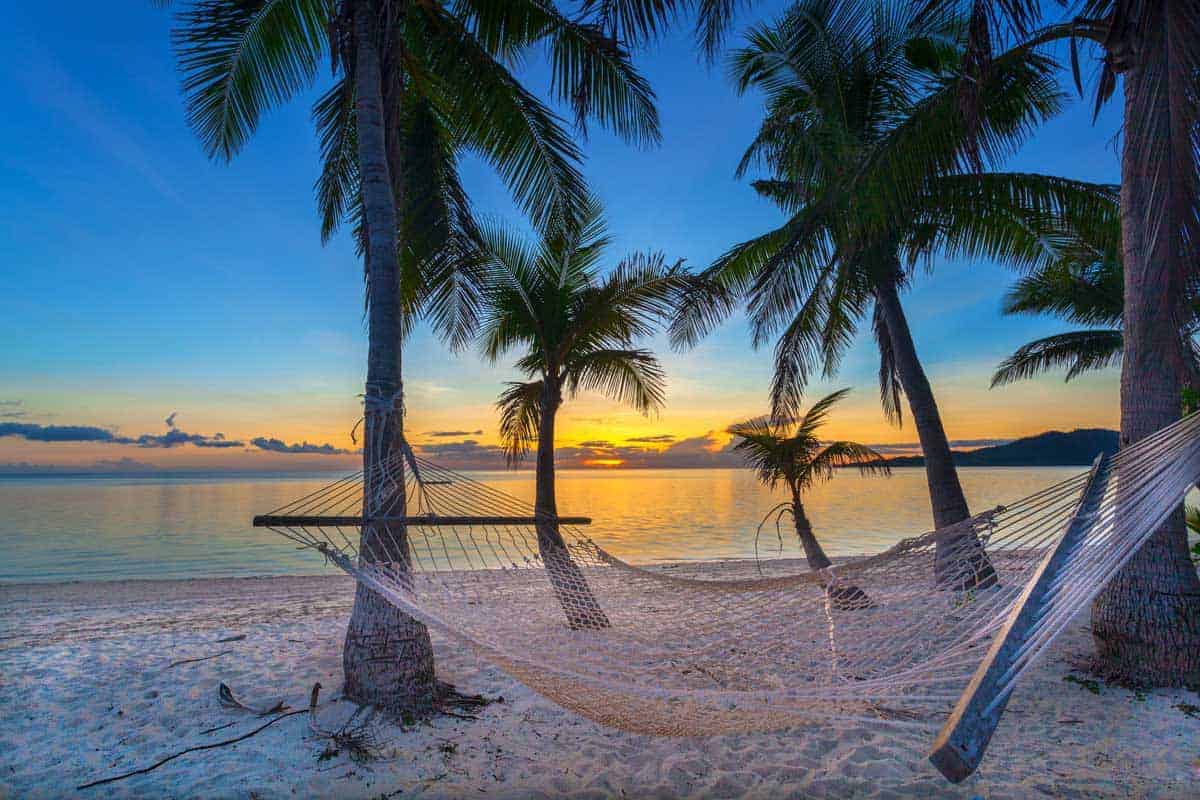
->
[
  {"left": 3, "top": 566, "right": 1198, "bottom": 798},
  {"left": 0, "top": 555, "right": 821, "bottom": 590}
]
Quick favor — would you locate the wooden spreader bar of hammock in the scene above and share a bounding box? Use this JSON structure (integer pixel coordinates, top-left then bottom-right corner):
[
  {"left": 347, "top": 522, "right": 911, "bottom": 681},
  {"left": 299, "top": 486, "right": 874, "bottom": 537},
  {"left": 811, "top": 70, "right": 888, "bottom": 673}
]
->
[
  {"left": 928, "top": 453, "right": 1109, "bottom": 783},
  {"left": 252, "top": 514, "right": 592, "bottom": 527}
]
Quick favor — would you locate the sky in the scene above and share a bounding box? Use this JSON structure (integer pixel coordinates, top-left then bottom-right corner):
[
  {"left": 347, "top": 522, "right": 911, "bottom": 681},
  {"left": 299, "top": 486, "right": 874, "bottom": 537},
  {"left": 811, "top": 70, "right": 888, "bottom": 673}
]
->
[{"left": 0, "top": 2, "right": 1126, "bottom": 473}]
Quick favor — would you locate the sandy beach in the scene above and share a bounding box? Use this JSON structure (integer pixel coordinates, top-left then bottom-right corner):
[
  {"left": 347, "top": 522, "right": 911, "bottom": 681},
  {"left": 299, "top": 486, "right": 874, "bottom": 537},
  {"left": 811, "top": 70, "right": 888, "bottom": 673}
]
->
[{"left": 1, "top": 570, "right": 1196, "bottom": 799}]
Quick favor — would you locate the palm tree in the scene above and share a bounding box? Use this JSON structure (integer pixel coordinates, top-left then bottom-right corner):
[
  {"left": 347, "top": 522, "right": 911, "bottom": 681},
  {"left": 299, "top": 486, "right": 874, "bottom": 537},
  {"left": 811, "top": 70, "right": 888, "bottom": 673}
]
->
[
  {"left": 669, "top": 0, "right": 1101, "bottom": 588},
  {"left": 164, "top": 0, "right": 662, "bottom": 715},
  {"left": 990, "top": 205, "right": 1200, "bottom": 389},
  {"left": 929, "top": 0, "right": 1200, "bottom": 686},
  {"left": 476, "top": 200, "right": 687, "bottom": 628},
  {"left": 728, "top": 389, "right": 891, "bottom": 608}
]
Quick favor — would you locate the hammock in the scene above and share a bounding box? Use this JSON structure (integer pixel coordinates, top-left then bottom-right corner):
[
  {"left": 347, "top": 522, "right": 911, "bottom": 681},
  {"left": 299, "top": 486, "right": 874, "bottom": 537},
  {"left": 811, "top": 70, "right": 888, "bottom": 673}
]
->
[{"left": 253, "top": 411, "right": 1200, "bottom": 783}]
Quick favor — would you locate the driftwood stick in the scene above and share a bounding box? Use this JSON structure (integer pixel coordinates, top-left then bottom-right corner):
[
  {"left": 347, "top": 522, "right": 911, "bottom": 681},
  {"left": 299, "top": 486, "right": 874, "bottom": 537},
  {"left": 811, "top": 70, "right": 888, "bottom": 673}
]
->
[
  {"left": 198, "top": 720, "right": 238, "bottom": 736},
  {"left": 166, "top": 650, "right": 233, "bottom": 669},
  {"left": 77, "top": 709, "right": 307, "bottom": 790}
]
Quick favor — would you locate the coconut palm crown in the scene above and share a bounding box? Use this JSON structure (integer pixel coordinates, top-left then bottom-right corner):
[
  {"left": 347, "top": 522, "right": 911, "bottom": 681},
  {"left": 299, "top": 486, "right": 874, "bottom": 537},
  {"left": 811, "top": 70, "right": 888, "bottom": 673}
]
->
[
  {"left": 478, "top": 200, "right": 688, "bottom": 471},
  {"left": 728, "top": 389, "right": 891, "bottom": 500}
]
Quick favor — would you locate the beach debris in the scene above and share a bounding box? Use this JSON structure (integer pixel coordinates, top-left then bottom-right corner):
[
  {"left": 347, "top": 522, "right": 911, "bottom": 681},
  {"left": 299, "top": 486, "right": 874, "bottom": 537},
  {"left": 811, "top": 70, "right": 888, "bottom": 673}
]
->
[
  {"left": 433, "top": 681, "right": 496, "bottom": 721},
  {"left": 307, "top": 684, "right": 384, "bottom": 764},
  {"left": 166, "top": 649, "right": 233, "bottom": 669},
  {"left": 198, "top": 720, "right": 238, "bottom": 736},
  {"left": 219, "top": 682, "right": 289, "bottom": 715},
  {"left": 76, "top": 685, "right": 317, "bottom": 791},
  {"left": 1175, "top": 702, "right": 1200, "bottom": 719},
  {"left": 215, "top": 633, "right": 247, "bottom": 643}
]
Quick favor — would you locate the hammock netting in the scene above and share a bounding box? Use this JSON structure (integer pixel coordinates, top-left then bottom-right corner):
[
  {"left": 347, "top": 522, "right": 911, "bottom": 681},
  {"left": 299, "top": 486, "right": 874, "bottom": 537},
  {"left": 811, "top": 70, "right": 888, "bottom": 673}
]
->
[{"left": 255, "top": 410, "right": 1200, "bottom": 780}]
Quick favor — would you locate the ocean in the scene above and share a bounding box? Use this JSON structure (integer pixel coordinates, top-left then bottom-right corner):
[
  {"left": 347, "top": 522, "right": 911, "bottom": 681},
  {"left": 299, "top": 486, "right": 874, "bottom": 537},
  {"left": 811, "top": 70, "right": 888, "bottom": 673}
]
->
[{"left": 0, "top": 466, "right": 1090, "bottom": 583}]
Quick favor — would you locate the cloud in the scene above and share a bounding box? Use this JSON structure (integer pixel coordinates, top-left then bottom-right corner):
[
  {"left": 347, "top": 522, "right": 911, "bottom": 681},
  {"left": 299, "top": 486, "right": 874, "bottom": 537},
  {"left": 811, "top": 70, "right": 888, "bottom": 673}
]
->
[
  {"left": 625, "top": 434, "right": 676, "bottom": 443},
  {"left": 0, "top": 400, "right": 21, "bottom": 407},
  {"left": 426, "top": 430, "right": 484, "bottom": 438},
  {"left": 250, "top": 437, "right": 354, "bottom": 456},
  {"left": 0, "top": 420, "right": 243, "bottom": 449},
  {"left": 0, "top": 414, "right": 360, "bottom": 458},
  {"left": 578, "top": 440, "right": 614, "bottom": 448},
  {"left": 415, "top": 440, "right": 508, "bottom": 469},
  {"left": 0, "top": 422, "right": 127, "bottom": 443},
  {"left": 134, "top": 429, "right": 244, "bottom": 449}
]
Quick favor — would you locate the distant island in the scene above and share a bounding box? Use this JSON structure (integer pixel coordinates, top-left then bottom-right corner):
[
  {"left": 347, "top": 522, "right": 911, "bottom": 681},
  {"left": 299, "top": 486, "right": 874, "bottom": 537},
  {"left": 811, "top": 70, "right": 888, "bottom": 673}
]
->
[{"left": 885, "top": 429, "right": 1119, "bottom": 467}]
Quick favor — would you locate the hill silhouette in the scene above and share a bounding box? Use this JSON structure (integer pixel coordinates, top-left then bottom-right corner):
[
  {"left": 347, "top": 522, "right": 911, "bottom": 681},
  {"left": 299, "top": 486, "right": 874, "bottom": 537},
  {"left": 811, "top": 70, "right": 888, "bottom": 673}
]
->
[{"left": 885, "top": 428, "right": 1119, "bottom": 467}]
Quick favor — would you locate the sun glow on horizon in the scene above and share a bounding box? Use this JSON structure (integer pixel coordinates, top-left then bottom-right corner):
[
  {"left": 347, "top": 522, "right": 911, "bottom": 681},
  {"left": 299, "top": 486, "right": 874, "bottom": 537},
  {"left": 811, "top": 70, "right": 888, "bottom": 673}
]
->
[{"left": 583, "top": 458, "right": 625, "bottom": 468}]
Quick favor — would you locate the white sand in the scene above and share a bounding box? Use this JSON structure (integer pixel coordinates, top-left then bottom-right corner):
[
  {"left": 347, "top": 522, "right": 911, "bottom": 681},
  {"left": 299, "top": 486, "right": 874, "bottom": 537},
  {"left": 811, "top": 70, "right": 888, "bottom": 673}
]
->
[{"left": 1, "top": 572, "right": 1197, "bottom": 799}]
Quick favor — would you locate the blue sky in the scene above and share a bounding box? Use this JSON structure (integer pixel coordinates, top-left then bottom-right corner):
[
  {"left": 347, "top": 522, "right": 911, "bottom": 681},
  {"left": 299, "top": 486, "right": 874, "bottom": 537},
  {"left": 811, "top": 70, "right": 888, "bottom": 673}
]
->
[{"left": 0, "top": 2, "right": 1125, "bottom": 471}]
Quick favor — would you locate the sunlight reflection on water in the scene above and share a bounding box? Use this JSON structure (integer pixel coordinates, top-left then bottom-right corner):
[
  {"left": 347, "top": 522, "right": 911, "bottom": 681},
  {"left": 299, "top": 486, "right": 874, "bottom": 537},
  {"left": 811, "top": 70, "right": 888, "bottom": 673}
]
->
[{"left": 0, "top": 467, "right": 1085, "bottom": 582}]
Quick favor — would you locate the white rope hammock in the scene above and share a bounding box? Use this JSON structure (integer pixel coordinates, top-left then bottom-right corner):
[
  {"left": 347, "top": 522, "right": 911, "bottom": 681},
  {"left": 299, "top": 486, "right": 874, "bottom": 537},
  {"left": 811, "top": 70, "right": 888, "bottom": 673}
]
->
[{"left": 254, "top": 410, "right": 1200, "bottom": 782}]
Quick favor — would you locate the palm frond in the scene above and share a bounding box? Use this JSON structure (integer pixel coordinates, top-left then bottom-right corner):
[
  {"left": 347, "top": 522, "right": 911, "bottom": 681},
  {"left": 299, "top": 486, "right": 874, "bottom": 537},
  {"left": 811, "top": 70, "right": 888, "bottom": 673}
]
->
[
  {"left": 796, "top": 387, "right": 853, "bottom": 439},
  {"left": 805, "top": 440, "right": 891, "bottom": 485},
  {"left": 394, "top": 93, "right": 486, "bottom": 350},
  {"left": 313, "top": 75, "right": 358, "bottom": 245},
  {"left": 564, "top": 251, "right": 689, "bottom": 359},
  {"left": 565, "top": 348, "right": 667, "bottom": 413},
  {"left": 1001, "top": 257, "right": 1123, "bottom": 327},
  {"left": 726, "top": 414, "right": 791, "bottom": 488},
  {"left": 990, "top": 329, "right": 1124, "bottom": 386},
  {"left": 578, "top": 0, "right": 684, "bottom": 45},
  {"left": 765, "top": 261, "right": 839, "bottom": 422},
  {"left": 496, "top": 380, "right": 544, "bottom": 464},
  {"left": 419, "top": 5, "right": 588, "bottom": 233},
  {"left": 907, "top": 173, "right": 1120, "bottom": 274},
  {"left": 173, "top": 0, "right": 330, "bottom": 160},
  {"left": 475, "top": 218, "right": 547, "bottom": 363},
  {"left": 667, "top": 272, "right": 741, "bottom": 350},
  {"left": 872, "top": 300, "right": 904, "bottom": 425}
]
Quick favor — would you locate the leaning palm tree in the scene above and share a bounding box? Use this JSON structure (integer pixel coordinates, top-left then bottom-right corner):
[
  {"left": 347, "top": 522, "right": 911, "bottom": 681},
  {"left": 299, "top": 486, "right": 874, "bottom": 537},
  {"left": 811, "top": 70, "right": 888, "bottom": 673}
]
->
[
  {"left": 924, "top": 0, "right": 1200, "bottom": 686},
  {"left": 670, "top": 0, "right": 1102, "bottom": 588},
  {"left": 164, "top": 0, "right": 662, "bottom": 715},
  {"left": 476, "top": 201, "right": 687, "bottom": 628},
  {"left": 728, "top": 389, "right": 891, "bottom": 608}
]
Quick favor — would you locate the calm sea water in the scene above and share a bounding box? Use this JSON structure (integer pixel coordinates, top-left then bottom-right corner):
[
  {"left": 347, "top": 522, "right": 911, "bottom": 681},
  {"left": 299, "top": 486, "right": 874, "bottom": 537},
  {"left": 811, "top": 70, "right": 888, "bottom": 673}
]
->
[{"left": 0, "top": 467, "right": 1088, "bottom": 584}]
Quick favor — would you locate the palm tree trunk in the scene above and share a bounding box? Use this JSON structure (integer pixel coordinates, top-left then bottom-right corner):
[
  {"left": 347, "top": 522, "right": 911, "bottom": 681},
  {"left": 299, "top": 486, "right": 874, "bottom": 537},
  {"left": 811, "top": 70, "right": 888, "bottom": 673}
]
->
[
  {"left": 874, "top": 271, "right": 996, "bottom": 590},
  {"left": 791, "top": 494, "right": 832, "bottom": 570},
  {"left": 341, "top": 0, "right": 436, "bottom": 717},
  {"left": 1090, "top": 41, "right": 1200, "bottom": 685},
  {"left": 793, "top": 493, "right": 870, "bottom": 609},
  {"left": 535, "top": 381, "right": 610, "bottom": 629}
]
